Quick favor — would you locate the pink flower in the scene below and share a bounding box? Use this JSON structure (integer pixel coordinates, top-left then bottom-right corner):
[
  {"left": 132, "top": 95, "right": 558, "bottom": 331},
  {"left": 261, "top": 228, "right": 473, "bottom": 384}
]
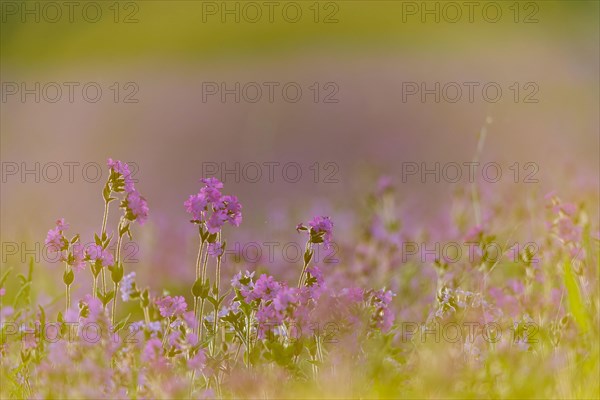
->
[
  {"left": 124, "top": 190, "right": 149, "bottom": 225},
  {"left": 45, "top": 220, "right": 68, "bottom": 253},
  {"left": 207, "top": 242, "right": 224, "bottom": 257},
  {"left": 184, "top": 193, "right": 208, "bottom": 221},
  {"left": 206, "top": 210, "right": 227, "bottom": 234},
  {"left": 86, "top": 244, "right": 114, "bottom": 267},
  {"left": 69, "top": 244, "right": 86, "bottom": 272},
  {"left": 80, "top": 294, "right": 104, "bottom": 322},
  {"left": 108, "top": 158, "right": 135, "bottom": 193},
  {"left": 247, "top": 274, "right": 281, "bottom": 302},
  {"left": 557, "top": 217, "right": 581, "bottom": 243},
  {"left": 156, "top": 296, "right": 187, "bottom": 318},
  {"left": 188, "top": 349, "right": 206, "bottom": 370},
  {"left": 369, "top": 289, "right": 396, "bottom": 332},
  {"left": 340, "top": 287, "right": 364, "bottom": 303},
  {"left": 200, "top": 177, "right": 223, "bottom": 189},
  {"left": 184, "top": 179, "right": 242, "bottom": 231},
  {"left": 219, "top": 195, "right": 242, "bottom": 227},
  {"left": 55, "top": 218, "right": 69, "bottom": 231},
  {"left": 298, "top": 216, "right": 334, "bottom": 249},
  {"left": 305, "top": 265, "right": 327, "bottom": 298},
  {"left": 142, "top": 338, "right": 165, "bottom": 366},
  {"left": 0, "top": 288, "right": 5, "bottom": 296}
]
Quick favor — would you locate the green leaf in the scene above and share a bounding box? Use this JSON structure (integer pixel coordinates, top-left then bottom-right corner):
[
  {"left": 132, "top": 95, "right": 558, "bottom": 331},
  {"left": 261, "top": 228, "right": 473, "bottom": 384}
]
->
[
  {"left": 102, "top": 183, "right": 112, "bottom": 202},
  {"left": 101, "top": 290, "right": 115, "bottom": 307},
  {"left": 63, "top": 269, "right": 74, "bottom": 286},
  {"left": 192, "top": 277, "right": 203, "bottom": 298},
  {"left": 0, "top": 267, "right": 13, "bottom": 287},
  {"left": 113, "top": 314, "right": 132, "bottom": 333},
  {"left": 207, "top": 233, "right": 218, "bottom": 244},
  {"left": 304, "top": 249, "right": 313, "bottom": 265},
  {"left": 119, "top": 223, "right": 130, "bottom": 237},
  {"left": 141, "top": 288, "right": 150, "bottom": 307},
  {"left": 563, "top": 258, "right": 590, "bottom": 332},
  {"left": 110, "top": 263, "right": 124, "bottom": 283}
]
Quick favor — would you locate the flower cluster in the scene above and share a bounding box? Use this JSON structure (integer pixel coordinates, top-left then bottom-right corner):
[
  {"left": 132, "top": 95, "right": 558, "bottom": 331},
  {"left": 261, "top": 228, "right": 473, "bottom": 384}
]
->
[
  {"left": 297, "top": 216, "right": 334, "bottom": 249},
  {"left": 184, "top": 177, "right": 242, "bottom": 233},
  {"left": 156, "top": 295, "right": 188, "bottom": 318},
  {"left": 108, "top": 158, "right": 149, "bottom": 225},
  {"left": 13, "top": 172, "right": 597, "bottom": 400}
]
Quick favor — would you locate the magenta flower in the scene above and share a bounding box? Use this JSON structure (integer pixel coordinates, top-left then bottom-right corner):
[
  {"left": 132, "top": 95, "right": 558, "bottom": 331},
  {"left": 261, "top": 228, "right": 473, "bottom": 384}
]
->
[
  {"left": 272, "top": 286, "right": 298, "bottom": 312},
  {"left": 248, "top": 274, "right": 282, "bottom": 302},
  {"left": 86, "top": 244, "right": 114, "bottom": 267},
  {"left": 255, "top": 303, "right": 285, "bottom": 339},
  {"left": 124, "top": 190, "right": 149, "bottom": 225},
  {"left": 188, "top": 349, "right": 206, "bottom": 370},
  {"left": 184, "top": 179, "right": 242, "bottom": 231},
  {"left": 108, "top": 158, "right": 135, "bottom": 193},
  {"left": 69, "top": 244, "right": 86, "bottom": 272},
  {"left": 556, "top": 217, "right": 582, "bottom": 243},
  {"left": 200, "top": 177, "right": 224, "bottom": 189},
  {"left": 299, "top": 216, "right": 334, "bottom": 249},
  {"left": 369, "top": 289, "right": 396, "bottom": 332},
  {"left": 0, "top": 288, "right": 5, "bottom": 297},
  {"left": 219, "top": 195, "right": 242, "bottom": 227},
  {"left": 45, "top": 219, "right": 69, "bottom": 253},
  {"left": 206, "top": 210, "right": 227, "bottom": 234},
  {"left": 231, "top": 270, "right": 255, "bottom": 300},
  {"left": 55, "top": 218, "right": 69, "bottom": 231},
  {"left": 340, "top": 287, "right": 364, "bottom": 303},
  {"left": 80, "top": 294, "right": 104, "bottom": 322},
  {"left": 142, "top": 338, "right": 166, "bottom": 366},
  {"left": 184, "top": 193, "right": 209, "bottom": 221},
  {"left": 305, "top": 265, "right": 327, "bottom": 298},
  {"left": 207, "top": 242, "right": 224, "bottom": 258},
  {"left": 200, "top": 185, "right": 223, "bottom": 205},
  {"left": 156, "top": 295, "right": 187, "bottom": 318}
]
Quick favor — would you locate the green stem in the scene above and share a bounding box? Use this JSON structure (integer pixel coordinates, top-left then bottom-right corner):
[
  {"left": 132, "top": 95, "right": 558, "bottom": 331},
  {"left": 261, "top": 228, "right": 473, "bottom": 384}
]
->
[
  {"left": 112, "top": 219, "right": 125, "bottom": 325},
  {"left": 162, "top": 319, "right": 172, "bottom": 348},
  {"left": 100, "top": 197, "right": 110, "bottom": 294},
  {"left": 212, "top": 235, "right": 223, "bottom": 354},
  {"left": 297, "top": 241, "right": 312, "bottom": 288},
  {"left": 111, "top": 282, "right": 119, "bottom": 325},
  {"left": 65, "top": 261, "right": 71, "bottom": 313},
  {"left": 198, "top": 299, "right": 206, "bottom": 341},
  {"left": 198, "top": 241, "right": 211, "bottom": 340},
  {"left": 246, "top": 313, "right": 253, "bottom": 369},
  {"left": 92, "top": 273, "right": 97, "bottom": 299},
  {"left": 143, "top": 306, "right": 150, "bottom": 325},
  {"left": 189, "top": 370, "right": 196, "bottom": 398},
  {"left": 65, "top": 283, "right": 71, "bottom": 314},
  {"left": 193, "top": 231, "right": 205, "bottom": 335}
]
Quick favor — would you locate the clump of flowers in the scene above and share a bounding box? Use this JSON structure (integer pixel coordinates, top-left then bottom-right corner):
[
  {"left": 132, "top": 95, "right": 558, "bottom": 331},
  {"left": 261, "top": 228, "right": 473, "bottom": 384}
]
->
[{"left": 9, "top": 172, "right": 598, "bottom": 399}]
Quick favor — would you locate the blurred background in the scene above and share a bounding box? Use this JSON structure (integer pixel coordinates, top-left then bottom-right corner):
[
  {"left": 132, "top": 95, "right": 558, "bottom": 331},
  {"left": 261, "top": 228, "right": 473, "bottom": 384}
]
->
[{"left": 1, "top": 1, "right": 599, "bottom": 292}]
